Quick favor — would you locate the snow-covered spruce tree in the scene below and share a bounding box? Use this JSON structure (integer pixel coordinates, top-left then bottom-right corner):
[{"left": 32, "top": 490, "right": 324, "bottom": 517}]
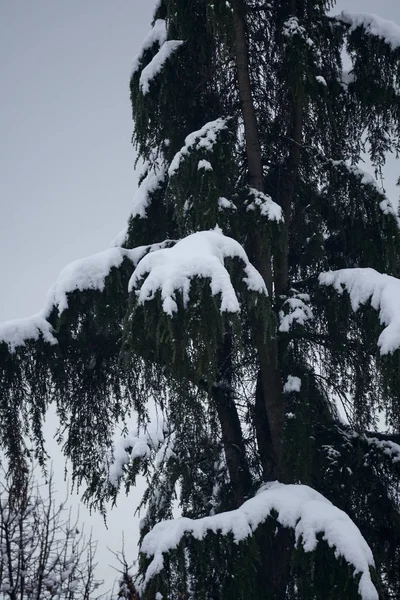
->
[{"left": 1, "top": 0, "right": 400, "bottom": 598}]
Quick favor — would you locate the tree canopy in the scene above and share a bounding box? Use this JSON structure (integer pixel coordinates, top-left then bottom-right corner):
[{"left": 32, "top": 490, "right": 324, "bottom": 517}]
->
[{"left": 1, "top": 1, "right": 400, "bottom": 598}]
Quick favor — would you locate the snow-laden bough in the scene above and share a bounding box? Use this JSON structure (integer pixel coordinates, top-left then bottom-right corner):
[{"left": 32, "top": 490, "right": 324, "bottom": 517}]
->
[
  {"left": 129, "top": 229, "right": 267, "bottom": 315},
  {"left": 319, "top": 267, "right": 400, "bottom": 354},
  {"left": 139, "top": 482, "right": 378, "bottom": 600}
]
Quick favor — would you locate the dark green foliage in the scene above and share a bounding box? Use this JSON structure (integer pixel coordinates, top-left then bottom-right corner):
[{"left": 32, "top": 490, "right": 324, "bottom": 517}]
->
[{"left": 1, "top": 1, "right": 400, "bottom": 598}]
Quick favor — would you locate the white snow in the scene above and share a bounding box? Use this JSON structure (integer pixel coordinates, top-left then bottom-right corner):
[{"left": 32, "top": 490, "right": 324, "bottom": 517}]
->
[
  {"left": 0, "top": 313, "right": 57, "bottom": 352},
  {"left": 139, "top": 482, "right": 378, "bottom": 600},
  {"left": 330, "top": 160, "right": 381, "bottom": 192},
  {"left": 44, "top": 243, "right": 177, "bottom": 316},
  {"left": 282, "top": 17, "right": 306, "bottom": 39},
  {"left": 283, "top": 376, "right": 302, "bottom": 393},
  {"left": 106, "top": 417, "right": 168, "bottom": 487},
  {"left": 140, "top": 40, "right": 184, "bottom": 94},
  {"left": 279, "top": 292, "right": 313, "bottom": 333},
  {"left": 329, "top": 160, "right": 397, "bottom": 218},
  {"left": 316, "top": 75, "right": 327, "bottom": 86},
  {"left": 338, "top": 11, "right": 400, "bottom": 50},
  {"left": 168, "top": 118, "right": 228, "bottom": 178},
  {"left": 319, "top": 267, "right": 400, "bottom": 354},
  {"left": 197, "top": 159, "right": 213, "bottom": 171},
  {"left": 0, "top": 242, "right": 176, "bottom": 351},
  {"left": 111, "top": 163, "right": 166, "bottom": 246},
  {"left": 129, "top": 229, "right": 267, "bottom": 316},
  {"left": 365, "top": 435, "right": 400, "bottom": 463},
  {"left": 132, "top": 19, "right": 168, "bottom": 75},
  {"left": 44, "top": 248, "right": 127, "bottom": 315},
  {"left": 131, "top": 165, "right": 167, "bottom": 219},
  {"left": 246, "top": 188, "right": 283, "bottom": 222},
  {"left": 218, "top": 197, "right": 236, "bottom": 211}
]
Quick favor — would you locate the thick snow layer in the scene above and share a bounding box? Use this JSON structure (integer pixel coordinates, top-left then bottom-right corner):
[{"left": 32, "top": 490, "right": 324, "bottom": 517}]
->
[
  {"left": 279, "top": 292, "right": 313, "bottom": 332},
  {"left": 283, "top": 375, "right": 302, "bottom": 393},
  {"left": 0, "top": 243, "right": 174, "bottom": 351},
  {"left": 168, "top": 118, "right": 228, "bottom": 178},
  {"left": 319, "top": 268, "right": 400, "bottom": 354},
  {"left": 140, "top": 40, "right": 183, "bottom": 94},
  {"left": 132, "top": 19, "right": 168, "bottom": 74},
  {"left": 44, "top": 248, "right": 127, "bottom": 315},
  {"left": 246, "top": 188, "right": 283, "bottom": 222},
  {"left": 140, "top": 482, "right": 378, "bottom": 600},
  {"left": 0, "top": 313, "right": 57, "bottom": 352},
  {"left": 129, "top": 229, "right": 267, "bottom": 316},
  {"left": 338, "top": 11, "right": 400, "bottom": 50},
  {"left": 45, "top": 243, "right": 176, "bottom": 315}
]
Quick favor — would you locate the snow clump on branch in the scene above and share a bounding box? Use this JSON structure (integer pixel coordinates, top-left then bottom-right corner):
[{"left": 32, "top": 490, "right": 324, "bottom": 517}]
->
[
  {"left": 129, "top": 229, "right": 267, "bottom": 316},
  {"left": 338, "top": 11, "right": 400, "bottom": 50},
  {"left": 319, "top": 267, "right": 400, "bottom": 354},
  {"left": 246, "top": 188, "right": 283, "bottom": 222},
  {"left": 139, "top": 482, "right": 378, "bottom": 600},
  {"left": 168, "top": 118, "right": 229, "bottom": 177},
  {"left": 132, "top": 19, "right": 168, "bottom": 75},
  {"left": 0, "top": 242, "right": 172, "bottom": 351},
  {"left": 140, "top": 40, "right": 184, "bottom": 94}
]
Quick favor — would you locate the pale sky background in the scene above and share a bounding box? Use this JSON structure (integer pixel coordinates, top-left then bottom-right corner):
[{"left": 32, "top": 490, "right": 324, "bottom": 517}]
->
[{"left": 1, "top": 0, "right": 400, "bottom": 594}]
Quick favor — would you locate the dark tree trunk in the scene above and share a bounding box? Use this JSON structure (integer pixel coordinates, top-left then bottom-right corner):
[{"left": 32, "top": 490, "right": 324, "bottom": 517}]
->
[
  {"left": 231, "top": 0, "right": 286, "bottom": 480},
  {"left": 213, "top": 332, "right": 252, "bottom": 507},
  {"left": 275, "top": 100, "right": 303, "bottom": 297}
]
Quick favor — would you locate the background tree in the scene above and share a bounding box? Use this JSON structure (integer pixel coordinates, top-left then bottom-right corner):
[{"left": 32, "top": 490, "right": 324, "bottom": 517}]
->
[
  {"left": 1, "top": 0, "right": 400, "bottom": 598},
  {"left": 0, "top": 464, "right": 102, "bottom": 599}
]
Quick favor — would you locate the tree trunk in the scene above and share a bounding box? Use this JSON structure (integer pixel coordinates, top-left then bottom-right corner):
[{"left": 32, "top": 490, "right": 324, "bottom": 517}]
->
[
  {"left": 231, "top": 0, "right": 286, "bottom": 480},
  {"left": 275, "top": 100, "right": 303, "bottom": 296},
  {"left": 213, "top": 332, "right": 252, "bottom": 507}
]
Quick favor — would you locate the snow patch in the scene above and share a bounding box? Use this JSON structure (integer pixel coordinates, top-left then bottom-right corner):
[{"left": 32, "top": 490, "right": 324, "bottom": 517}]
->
[
  {"left": 139, "top": 482, "right": 378, "bottom": 600},
  {"left": 282, "top": 17, "right": 306, "bottom": 39},
  {"left": 279, "top": 292, "right": 313, "bottom": 332},
  {"left": 283, "top": 376, "right": 302, "bottom": 393},
  {"left": 218, "top": 197, "right": 236, "bottom": 211},
  {"left": 129, "top": 229, "right": 267, "bottom": 316},
  {"left": 246, "top": 188, "right": 283, "bottom": 222},
  {"left": 44, "top": 248, "right": 127, "bottom": 315},
  {"left": 168, "top": 119, "right": 228, "bottom": 178},
  {"left": 329, "top": 160, "right": 397, "bottom": 218},
  {"left": 140, "top": 40, "right": 183, "bottom": 94},
  {"left": 132, "top": 19, "right": 168, "bottom": 75},
  {"left": 111, "top": 163, "right": 166, "bottom": 246},
  {"left": 319, "top": 267, "right": 400, "bottom": 354},
  {"left": 197, "top": 159, "right": 213, "bottom": 171},
  {"left": 106, "top": 417, "right": 169, "bottom": 487},
  {"left": 131, "top": 165, "right": 166, "bottom": 220},
  {"left": 0, "top": 314, "right": 57, "bottom": 352},
  {"left": 338, "top": 11, "right": 400, "bottom": 50},
  {"left": 365, "top": 436, "right": 400, "bottom": 463},
  {"left": 0, "top": 242, "right": 177, "bottom": 351}
]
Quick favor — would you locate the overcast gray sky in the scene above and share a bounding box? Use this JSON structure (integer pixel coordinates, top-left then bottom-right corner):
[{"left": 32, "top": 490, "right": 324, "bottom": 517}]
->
[{"left": 1, "top": 0, "right": 400, "bottom": 593}]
